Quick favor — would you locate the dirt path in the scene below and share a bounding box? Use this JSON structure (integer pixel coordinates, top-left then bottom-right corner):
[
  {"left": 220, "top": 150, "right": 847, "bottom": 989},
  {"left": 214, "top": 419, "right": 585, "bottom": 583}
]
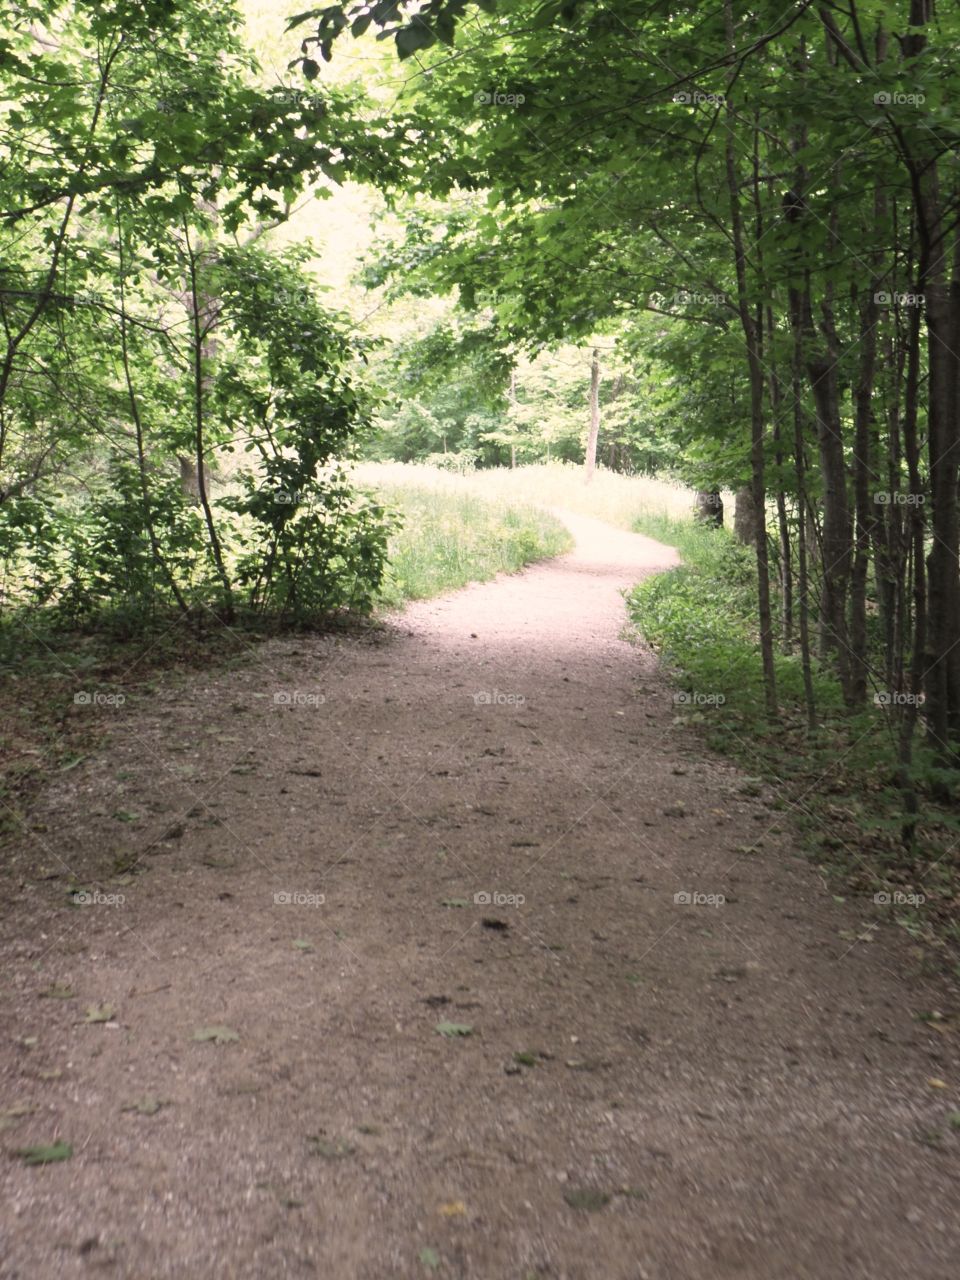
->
[{"left": 2, "top": 511, "right": 959, "bottom": 1280}]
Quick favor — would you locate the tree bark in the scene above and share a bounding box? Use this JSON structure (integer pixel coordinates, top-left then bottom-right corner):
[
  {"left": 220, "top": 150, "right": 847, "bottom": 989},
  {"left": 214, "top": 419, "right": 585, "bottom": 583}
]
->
[
  {"left": 695, "top": 489, "right": 723, "bottom": 527},
  {"left": 733, "top": 486, "right": 757, "bottom": 545}
]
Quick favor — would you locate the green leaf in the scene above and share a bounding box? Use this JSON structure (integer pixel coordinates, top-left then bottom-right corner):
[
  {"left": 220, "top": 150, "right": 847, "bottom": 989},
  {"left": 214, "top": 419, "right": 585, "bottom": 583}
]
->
[
  {"left": 396, "top": 25, "right": 436, "bottom": 59},
  {"left": 16, "top": 1140, "right": 72, "bottom": 1165},
  {"left": 120, "top": 1098, "right": 166, "bottom": 1116},
  {"left": 563, "top": 1188, "right": 611, "bottom": 1211},
  {"left": 435, "top": 1021, "right": 472, "bottom": 1037},
  {"left": 285, "top": 9, "right": 321, "bottom": 31},
  {"left": 192, "top": 1025, "right": 240, "bottom": 1044},
  {"left": 418, "top": 1246, "right": 441, "bottom": 1270}
]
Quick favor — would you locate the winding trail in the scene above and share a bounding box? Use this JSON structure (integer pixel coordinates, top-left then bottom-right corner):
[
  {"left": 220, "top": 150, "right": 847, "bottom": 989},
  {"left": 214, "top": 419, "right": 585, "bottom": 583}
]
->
[{"left": 2, "top": 511, "right": 959, "bottom": 1279}]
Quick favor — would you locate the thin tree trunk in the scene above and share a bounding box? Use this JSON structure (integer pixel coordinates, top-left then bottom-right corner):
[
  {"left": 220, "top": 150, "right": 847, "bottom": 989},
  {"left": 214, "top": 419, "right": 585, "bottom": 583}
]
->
[
  {"left": 116, "top": 203, "right": 189, "bottom": 616},
  {"left": 723, "top": 0, "right": 776, "bottom": 716},
  {"left": 849, "top": 279, "right": 880, "bottom": 705},
  {"left": 792, "top": 350, "right": 817, "bottom": 730},
  {"left": 765, "top": 307, "right": 792, "bottom": 651},
  {"left": 182, "top": 218, "right": 233, "bottom": 620},
  {"left": 897, "top": 286, "right": 926, "bottom": 841},
  {"left": 584, "top": 348, "right": 600, "bottom": 483}
]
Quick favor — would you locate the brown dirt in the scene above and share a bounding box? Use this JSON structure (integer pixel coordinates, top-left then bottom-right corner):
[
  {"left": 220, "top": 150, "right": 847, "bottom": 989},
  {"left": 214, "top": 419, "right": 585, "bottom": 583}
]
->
[{"left": 1, "top": 511, "right": 959, "bottom": 1280}]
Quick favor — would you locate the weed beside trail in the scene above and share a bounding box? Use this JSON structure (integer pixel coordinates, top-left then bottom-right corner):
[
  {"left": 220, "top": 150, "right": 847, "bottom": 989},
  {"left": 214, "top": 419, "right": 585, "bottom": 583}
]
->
[
  {"left": 626, "top": 512, "right": 960, "bottom": 966},
  {"left": 351, "top": 463, "right": 574, "bottom": 607}
]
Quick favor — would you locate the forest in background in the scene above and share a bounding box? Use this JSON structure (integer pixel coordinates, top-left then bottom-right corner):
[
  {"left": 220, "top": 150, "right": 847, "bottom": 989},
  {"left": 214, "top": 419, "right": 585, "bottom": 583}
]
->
[{"left": 3, "top": 1, "right": 960, "bottom": 938}]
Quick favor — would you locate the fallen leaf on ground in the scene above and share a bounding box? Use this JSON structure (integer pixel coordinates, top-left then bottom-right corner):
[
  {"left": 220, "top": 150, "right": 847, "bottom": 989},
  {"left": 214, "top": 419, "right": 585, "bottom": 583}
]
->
[
  {"left": 418, "top": 1246, "right": 441, "bottom": 1270},
  {"left": 0, "top": 1104, "right": 37, "bottom": 1132},
  {"left": 39, "top": 983, "right": 74, "bottom": 1000},
  {"left": 435, "top": 1022, "right": 473, "bottom": 1037},
  {"left": 616, "top": 1185, "right": 649, "bottom": 1200},
  {"left": 306, "top": 1135, "right": 354, "bottom": 1159},
  {"left": 120, "top": 1098, "right": 166, "bottom": 1116},
  {"left": 15, "top": 1140, "right": 72, "bottom": 1165},
  {"left": 83, "top": 1003, "right": 116, "bottom": 1024},
  {"left": 438, "top": 1200, "right": 466, "bottom": 1217},
  {"left": 192, "top": 1026, "right": 239, "bottom": 1044},
  {"left": 563, "top": 1188, "right": 611, "bottom": 1211}
]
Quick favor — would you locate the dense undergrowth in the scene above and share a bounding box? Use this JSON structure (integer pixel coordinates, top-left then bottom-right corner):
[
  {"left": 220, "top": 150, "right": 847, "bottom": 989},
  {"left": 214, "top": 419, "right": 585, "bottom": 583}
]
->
[
  {"left": 628, "top": 514, "right": 960, "bottom": 968},
  {"left": 352, "top": 463, "right": 573, "bottom": 607}
]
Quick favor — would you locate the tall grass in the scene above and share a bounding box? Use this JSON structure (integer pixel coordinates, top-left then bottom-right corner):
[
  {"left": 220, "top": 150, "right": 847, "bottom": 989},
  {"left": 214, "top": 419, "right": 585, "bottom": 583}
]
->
[
  {"left": 351, "top": 463, "right": 573, "bottom": 607},
  {"left": 465, "top": 460, "right": 701, "bottom": 529}
]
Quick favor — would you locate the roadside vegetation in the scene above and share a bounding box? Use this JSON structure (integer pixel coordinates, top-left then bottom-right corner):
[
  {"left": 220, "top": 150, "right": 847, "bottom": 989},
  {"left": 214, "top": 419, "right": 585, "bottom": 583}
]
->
[
  {"left": 352, "top": 463, "right": 572, "bottom": 608},
  {"left": 628, "top": 515, "right": 960, "bottom": 964}
]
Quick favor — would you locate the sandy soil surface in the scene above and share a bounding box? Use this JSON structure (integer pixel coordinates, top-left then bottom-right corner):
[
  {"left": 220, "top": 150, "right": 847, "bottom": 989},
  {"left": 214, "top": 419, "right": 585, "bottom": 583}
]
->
[{"left": 1, "top": 510, "right": 959, "bottom": 1280}]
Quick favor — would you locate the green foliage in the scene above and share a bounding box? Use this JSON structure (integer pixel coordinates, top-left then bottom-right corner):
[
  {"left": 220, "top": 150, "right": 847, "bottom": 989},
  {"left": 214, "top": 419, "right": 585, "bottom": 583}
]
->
[
  {"left": 74, "top": 461, "right": 207, "bottom": 631},
  {"left": 354, "top": 462, "right": 572, "bottom": 607},
  {"left": 0, "top": 2, "right": 404, "bottom": 638},
  {"left": 627, "top": 517, "right": 844, "bottom": 731},
  {"left": 227, "top": 472, "right": 394, "bottom": 620}
]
